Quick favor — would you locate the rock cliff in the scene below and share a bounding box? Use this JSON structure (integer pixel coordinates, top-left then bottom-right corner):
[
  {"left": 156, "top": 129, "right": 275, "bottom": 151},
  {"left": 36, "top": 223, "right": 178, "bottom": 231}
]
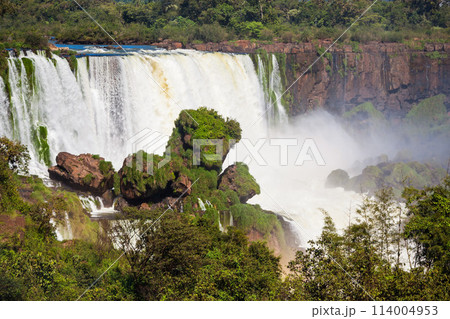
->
[{"left": 154, "top": 40, "right": 449, "bottom": 117}]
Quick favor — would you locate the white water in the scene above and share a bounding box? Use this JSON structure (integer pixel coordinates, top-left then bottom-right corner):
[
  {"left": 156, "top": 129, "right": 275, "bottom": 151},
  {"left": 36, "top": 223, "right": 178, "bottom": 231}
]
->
[{"left": 0, "top": 49, "right": 367, "bottom": 245}]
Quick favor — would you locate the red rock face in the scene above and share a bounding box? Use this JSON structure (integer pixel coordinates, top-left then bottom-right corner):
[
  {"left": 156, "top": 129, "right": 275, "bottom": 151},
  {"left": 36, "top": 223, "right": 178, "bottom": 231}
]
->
[
  {"left": 172, "top": 174, "right": 192, "bottom": 196},
  {"left": 153, "top": 40, "right": 449, "bottom": 117},
  {"left": 48, "top": 152, "right": 114, "bottom": 196},
  {"left": 283, "top": 43, "right": 449, "bottom": 117}
]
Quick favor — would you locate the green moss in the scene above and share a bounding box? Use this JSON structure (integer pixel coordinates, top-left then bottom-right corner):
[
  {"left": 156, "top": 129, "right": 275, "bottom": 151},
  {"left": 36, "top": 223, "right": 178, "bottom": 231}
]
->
[
  {"left": 230, "top": 203, "right": 283, "bottom": 239},
  {"left": 83, "top": 173, "right": 94, "bottom": 185},
  {"left": 30, "top": 125, "right": 51, "bottom": 167},
  {"left": 316, "top": 45, "right": 332, "bottom": 61},
  {"left": 219, "top": 163, "right": 260, "bottom": 202},
  {"left": 37, "top": 126, "right": 51, "bottom": 166},
  {"left": 121, "top": 151, "right": 179, "bottom": 198},
  {"left": 92, "top": 154, "right": 100, "bottom": 160},
  {"left": 67, "top": 54, "right": 77, "bottom": 73},
  {"left": 251, "top": 50, "right": 290, "bottom": 118},
  {"left": 350, "top": 41, "right": 361, "bottom": 53},
  {"left": 0, "top": 53, "right": 12, "bottom": 104},
  {"left": 171, "top": 107, "right": 241, "bottom": 171},
  {"left": 406, "top": 94, "right": 447, "bottom": 128},
  {"left": 21, "top": 58, "right": 36, "bottom": 93},
  {"left": 343, "top": 102, "right": 385, "bottom": 121},
  {"left": 113, "top": 173, "right": 121, "bottom": 196},
  {"left": 99, "top": 160, "right": 113, "bottom": 176}
]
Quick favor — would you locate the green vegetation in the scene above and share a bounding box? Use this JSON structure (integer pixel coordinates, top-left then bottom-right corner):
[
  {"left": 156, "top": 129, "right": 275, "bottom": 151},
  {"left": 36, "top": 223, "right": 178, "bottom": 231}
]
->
[
  {"left": 2, "top": 127, "right": 450, "bottom": 300},
  {"left": 171, "top": 107, "right": 241, "bottom": 171},
  {"left": 230, "top": 204, "right": 282, "bottom": 238},
  {"left": 426, "top": 51, "right": 448, "bottom": 60},
  {"left": 233, "top": 163, "right": 260, "bottom": 197},
  {"left": 250, "top": 50, "right": 289, "bottom": 117},
  {"left": 283, "top": 185, "right": 450, "bottom": 300},
  {"left": 99, "top": 160, "right": 113, "bottom": 177},
  {"left": 82, "top": 173, "right": 94, "bottom": 185},
  {"left": 331, "top": 160, "right": 447, "bottom": 197},
  {"left": 406, "top": 94, "right": 447, "bottom": 128},
  {"left": 343, "top": 101, "right": 385, "bottom": 121},
  {"left": 0, "top": 1, "right": 448, "bottom": 48},
  {"left": 404, "top": 179, "right": 450, "bottom": 274},
  {"left": 21, "top": 58, "right": 35, "bottom": 92},
  {"left": 36, "top": 126, "right": 51, "bottom": 167}
]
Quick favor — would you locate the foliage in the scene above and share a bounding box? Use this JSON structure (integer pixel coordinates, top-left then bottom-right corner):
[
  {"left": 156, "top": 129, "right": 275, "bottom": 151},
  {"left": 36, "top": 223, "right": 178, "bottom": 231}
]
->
[
  {"left": 403, "top": 177, "right": 450, "bottom": 274},
  {"left": 111, "top": 210, "right": 282, "bottom": 300},
  {"left": 343, "top": 102, "right": 385, "bottom": 122},
  {"left": 406, "top": 94, "right": 448, "bottom": 129},
  {"left": 219, "top": 163, "right": 261, "bottom": 202},
  {"left": 0, "top": 137, "right": 31, "bottom": 214},
  {"left": 0, "top": 136, "right": 30, "bottom": 173},
  {"left": 341, "top": 160, "right": 447, "bottom": 197},
  {"left": 230, "top": 203, "right": 283, "bottom": 240},
  {"left": 99, "top": 160, "right": 113, "bottom": 177},
  {"left": 0, "top": 0, "right": 448, "bottom": 47},
  {"left": 283, "top": 185, "right": 450, "bottom": 301},
  {"left": 1, "top": 135, "right": 450, "bottom": 300},
  {"left": 171, "top": 107, "right": 241, "bottom": 171}
]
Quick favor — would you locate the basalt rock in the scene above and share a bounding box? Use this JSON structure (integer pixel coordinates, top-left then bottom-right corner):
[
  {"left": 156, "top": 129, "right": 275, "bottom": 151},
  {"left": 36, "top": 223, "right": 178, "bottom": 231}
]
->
[
  {"left": 218, "top": 163, "right": 260, "bottom": 203},
  {"left": 118, "top": 152, "right": 177, "bottom": 203},
  {"left": 325, "top": 169, "right": 350, "bottom": 188},
  {"left": 48, "top": 152, "right": 114, "bottom": 196},
  {"left": 172, "top": 174, "right": 192, "bottom": 196},
  {"left": 168, "top": 107, "right": 242, "bottom": 171}
]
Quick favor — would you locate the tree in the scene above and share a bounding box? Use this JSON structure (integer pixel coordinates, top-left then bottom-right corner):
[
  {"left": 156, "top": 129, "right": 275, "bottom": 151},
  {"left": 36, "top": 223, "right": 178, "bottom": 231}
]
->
[{"left": 404, "top": 176, "right": 450, "bottom": 274}]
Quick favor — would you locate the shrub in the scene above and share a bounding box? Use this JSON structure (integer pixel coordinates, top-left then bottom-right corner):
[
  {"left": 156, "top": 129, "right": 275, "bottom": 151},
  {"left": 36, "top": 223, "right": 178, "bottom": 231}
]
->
[
  {"left": 196, "top": 23, "right": 228, "bottom": 42},
  {"left": 259, "top": 28, "right": 275, "bottom": 41}
]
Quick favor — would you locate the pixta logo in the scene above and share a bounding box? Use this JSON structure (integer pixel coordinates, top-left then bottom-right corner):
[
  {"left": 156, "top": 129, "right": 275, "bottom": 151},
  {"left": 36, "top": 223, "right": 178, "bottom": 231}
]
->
[{"left": 126, "top": 129, "right": 326, "bottom": 174}]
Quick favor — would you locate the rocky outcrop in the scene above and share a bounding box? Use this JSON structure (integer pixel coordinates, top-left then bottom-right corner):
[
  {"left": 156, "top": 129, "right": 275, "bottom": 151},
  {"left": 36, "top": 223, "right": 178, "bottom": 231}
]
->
[
  {"left": 118, "top": 152, "right": 177, "bottom": 203},
  {"left": 325, "top": 169, "right": 350, "bottom": 188},
  {"left": 172, "top": 174, "right": 192, "bottom": 196},
  {"left": 48, "top": 152, "right": 114, "bottom": 196},
  {"left": 218, "top": 163, "right": 260, "bottom": 203},
  {"left": 326, "top": 161, "right": 447, "bottom": 197},
  {"left": 153, "top": 40, "right": 450, "bottom": 117},
  {"left": 170, "top": 107, "right": 242, "bottom": 171}
]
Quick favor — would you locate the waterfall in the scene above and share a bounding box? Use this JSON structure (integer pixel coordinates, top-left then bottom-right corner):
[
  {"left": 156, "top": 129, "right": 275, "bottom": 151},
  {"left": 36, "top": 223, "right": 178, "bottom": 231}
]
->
[
  {"left": 0, "top": 48, "right": 363, "bottom": 245},
  {"left": 0, "top": 77, "right": 10, "bottom": 134},
  {"left": 0, "top": 50, "right": 268, "bottom": 171},
  {"left": 254, "top": 54, "right": 288, "bottom": 126}
]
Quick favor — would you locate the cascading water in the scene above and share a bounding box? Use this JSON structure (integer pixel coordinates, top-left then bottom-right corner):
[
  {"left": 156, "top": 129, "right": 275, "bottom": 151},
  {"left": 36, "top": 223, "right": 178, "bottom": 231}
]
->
[
  {"left": 0, "top": 48, "right": 365, "bottom": 246},
  {"left": 1, "top": 50, "right": 268, "bottom": 171},
  {"left": 254, "top": 54, "right": 288, "bottom": 126},
  {"left": 0, "top": 77, "right": 10, "bottom": 134}
]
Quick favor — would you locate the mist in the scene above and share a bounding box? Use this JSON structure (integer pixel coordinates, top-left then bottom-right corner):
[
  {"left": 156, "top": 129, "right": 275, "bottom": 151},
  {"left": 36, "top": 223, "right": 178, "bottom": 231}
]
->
[{"left": 227, "top": 109, "right": 450, "bottom": 246}]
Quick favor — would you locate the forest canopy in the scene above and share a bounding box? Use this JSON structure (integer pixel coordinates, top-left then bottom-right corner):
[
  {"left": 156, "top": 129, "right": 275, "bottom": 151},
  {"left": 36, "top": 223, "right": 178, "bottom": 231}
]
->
[{"left": 0, "top": 0, "right": 448, "bottom": 47}]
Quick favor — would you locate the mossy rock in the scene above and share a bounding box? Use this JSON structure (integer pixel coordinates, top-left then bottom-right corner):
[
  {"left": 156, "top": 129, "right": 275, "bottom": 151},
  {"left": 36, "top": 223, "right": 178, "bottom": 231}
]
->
[
  {"left": 325, "top": 169, "right": 350, "bottom": 188},
  {"left": 218, "top": 163, "right": 261, "bottom": 203},
  {"left": 230, "top": 203, "right": 282, "bottom": 237},
  {"left": 118, "top": 151, "right": 182, "bottom": 202},
  {"left": 169, "top": 107, "right": 242, "bottom": 171},
  {"left": 345, "top": 175, "right": 378, "bottom": 193},
  {"left": 343, "top": 102, "right": 385, "bottom": 122},
  {"left": 344, "top": 160, "right": 447, "bottom": 197},
  {"left": 406, "top": 94, "right": 447, "bottom": 128}
]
